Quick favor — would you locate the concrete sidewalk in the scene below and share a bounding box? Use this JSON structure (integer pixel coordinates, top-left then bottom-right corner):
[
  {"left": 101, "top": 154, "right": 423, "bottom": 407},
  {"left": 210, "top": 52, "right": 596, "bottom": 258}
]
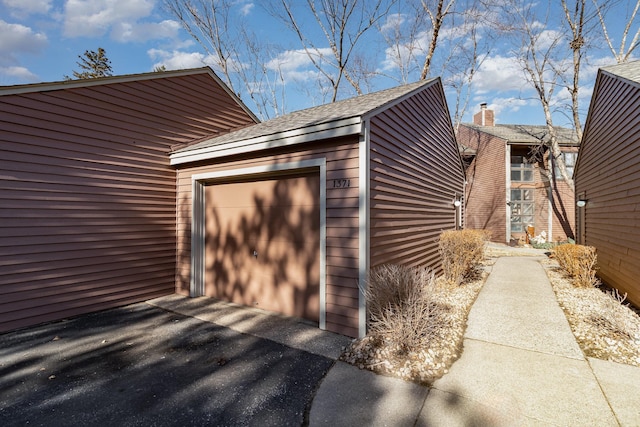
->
[{"left": 309, "top": 256, "right": 640, "bottom": 426}]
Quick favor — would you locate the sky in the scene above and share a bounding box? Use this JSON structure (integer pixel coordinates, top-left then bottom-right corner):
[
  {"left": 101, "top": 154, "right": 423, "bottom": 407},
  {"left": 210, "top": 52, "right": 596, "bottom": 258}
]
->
[{"left": 0, "top": 0, "right": 638, "bottom": 126}]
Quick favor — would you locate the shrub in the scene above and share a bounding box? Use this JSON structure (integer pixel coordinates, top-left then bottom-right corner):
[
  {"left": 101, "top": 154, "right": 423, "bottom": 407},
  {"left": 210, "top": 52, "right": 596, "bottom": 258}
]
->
[
  {"left": 363, "top": 264, "right": 444, "bottom": 354},
  {"left": 554, "top": 244, "right": 599, "bottom": 288},
  {"left": 438, "top": 229, "right": 490, "bottom": 285}
]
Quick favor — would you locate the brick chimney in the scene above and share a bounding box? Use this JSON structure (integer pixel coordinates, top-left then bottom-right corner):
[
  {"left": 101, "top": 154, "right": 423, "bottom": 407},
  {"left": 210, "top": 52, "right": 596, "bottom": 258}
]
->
[{"left": 473, "top": 103, "right": 494, "bottom": 126}]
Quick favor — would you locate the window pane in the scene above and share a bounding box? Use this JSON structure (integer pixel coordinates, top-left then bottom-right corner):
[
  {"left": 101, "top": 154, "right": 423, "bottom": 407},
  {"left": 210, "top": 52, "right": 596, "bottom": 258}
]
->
[
  {"left": 523, "top": 170, "right": 533, "bottom": 181},
  {"left": 511, "top": 170, "right": 521, "bottom": 181},
  {"left": 511, "top": 189, "right": 521, "bottom": 200},
  {"left": 523, "top": 204, "right": 534, "bottom": 215},
  {"left": 523, "top": 189, "right": 533, "bottom": 200}
]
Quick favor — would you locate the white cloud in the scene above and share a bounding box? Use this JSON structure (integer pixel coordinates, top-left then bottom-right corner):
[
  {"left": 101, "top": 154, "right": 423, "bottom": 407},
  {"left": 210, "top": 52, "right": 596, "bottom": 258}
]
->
[
  {"left": 111, "top": 20, "right": 181, "bottom": 43},
  {"left": 62, "top": 0, "right": 178, "bottom": 43},
  {"left": 265, "top": 48, "right": 332, "bottom": 83},
  {"left": 380, "top": 13, "right": 406, "bottom": 33},
  {"left": 0, "top": 20, "right": 47, "bottom": 65},
  {"left": 534, "top": 29, "right": 564, "bottom": 51},
  {"left": 469, "top": 97, "right": 536, "bottom": 123},
  {"left": 2, "top": 0, "right": 52, "bottom": 17},
  {"left": 473, "top": 55, "right": 528, "bottom": 94},
  {"left": 240, "top": 2, "right": 254, "bottom": 16},
  {"left": 0, "top": 65, "right": 38, "bottom": 81},
  {"left": 148, "top": 48, "right": 219, "bottom": 70}
]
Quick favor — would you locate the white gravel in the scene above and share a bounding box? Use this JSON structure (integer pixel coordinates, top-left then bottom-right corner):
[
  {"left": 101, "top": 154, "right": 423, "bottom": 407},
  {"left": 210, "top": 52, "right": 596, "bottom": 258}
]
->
[{"left": 340, "top": 245, "right": 640, "bottom": 385}]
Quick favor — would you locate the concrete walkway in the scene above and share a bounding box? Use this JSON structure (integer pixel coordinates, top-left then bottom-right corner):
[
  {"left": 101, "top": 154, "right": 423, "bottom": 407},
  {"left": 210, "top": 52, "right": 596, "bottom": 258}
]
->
[{"left": 309, "top": 256, "right": 640, "bottom": 426}]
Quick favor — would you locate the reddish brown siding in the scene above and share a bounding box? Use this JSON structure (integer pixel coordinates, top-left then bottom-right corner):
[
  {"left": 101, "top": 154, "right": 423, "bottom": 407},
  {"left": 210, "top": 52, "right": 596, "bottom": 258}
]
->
[
  {"left": 175, "top": 137, "right": 361, "bottom": 337},
  {"left": 369, "top": 83, "right": 465, "bottom": 271},
  {"left": 458, "top": 126, "right": 507, "bottom": 242},
  {"left": 460, "top": 127, "right": 576, "bottom": 243},
  {"left": 575, "top": 71, "right": 640, "bottom": 306},
  {"left": 0, "top": 71, "right": 257, "bottom": 332}
]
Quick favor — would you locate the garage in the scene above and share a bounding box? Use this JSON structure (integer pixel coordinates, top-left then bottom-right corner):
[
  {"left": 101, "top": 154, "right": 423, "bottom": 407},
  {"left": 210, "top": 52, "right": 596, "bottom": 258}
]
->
[
  {"left": 204, "top": 171, "right": 321, "bottom": 323},
  {"left": 172, "top": 78, "right": 465, "bottom": 337}
]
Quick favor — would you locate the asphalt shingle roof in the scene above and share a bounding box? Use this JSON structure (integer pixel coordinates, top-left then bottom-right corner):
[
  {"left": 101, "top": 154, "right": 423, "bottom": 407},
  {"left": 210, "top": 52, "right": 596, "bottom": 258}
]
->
[
  {"left": 173, "top": 78, "right": 436, "bottom": 153},
  {"left": 602, "top": 59, "right": 640, "bottom": 83},
  {"left": 462, "top": 123, "right": 579, "bottom": 145}
]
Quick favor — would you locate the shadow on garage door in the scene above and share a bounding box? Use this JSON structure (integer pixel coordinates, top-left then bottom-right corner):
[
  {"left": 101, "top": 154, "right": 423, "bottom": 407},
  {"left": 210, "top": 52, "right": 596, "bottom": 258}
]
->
[{"left": 204, "top": 171, "right": 320, "bottom": 323}]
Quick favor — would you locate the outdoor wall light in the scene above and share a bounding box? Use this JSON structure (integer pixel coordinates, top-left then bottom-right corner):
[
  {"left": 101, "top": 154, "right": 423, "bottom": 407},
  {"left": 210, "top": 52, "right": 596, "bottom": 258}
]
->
[
  {"left": 453, "top": 200, "right": 462, "bottom": 207},
  {"left": 576, "top": 200, "right": 587, "bottom": 208}
]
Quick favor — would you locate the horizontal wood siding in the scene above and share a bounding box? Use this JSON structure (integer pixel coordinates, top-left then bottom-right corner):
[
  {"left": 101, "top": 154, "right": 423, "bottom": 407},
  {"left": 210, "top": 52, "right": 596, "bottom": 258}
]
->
[
  {"left": 575, "top": 72, "right": 640, "bottom": 306},
  {"left": 460, "top": 126, "right": 507, "bottom": 242},
  {"left": 369, "top": 82, "right": 465, "bottom": 273},
  {"left": 176, "top": 137, "right": 361, "bottom": 337},
  {"left": 0, "top": 72, "right": 257, "bottom": 332}
]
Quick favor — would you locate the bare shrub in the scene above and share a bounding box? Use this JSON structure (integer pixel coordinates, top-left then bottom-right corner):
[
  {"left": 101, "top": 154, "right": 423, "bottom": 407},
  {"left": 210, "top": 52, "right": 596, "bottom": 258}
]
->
[
  {"left": 438, "top": 229, "right": 489, "bottom": 285},
  {"left": 363, "top": 265, "right": 444, "bottom": 354},
  {"left": 554, "top": 244, "right": 599, "bottom": 288}
]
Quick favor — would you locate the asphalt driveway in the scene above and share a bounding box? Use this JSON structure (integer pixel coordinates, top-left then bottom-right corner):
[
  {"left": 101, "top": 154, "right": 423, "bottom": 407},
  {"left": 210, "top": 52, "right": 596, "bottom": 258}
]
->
[{"left": 0, "top": 300, "right": 348, "bottom": 426}]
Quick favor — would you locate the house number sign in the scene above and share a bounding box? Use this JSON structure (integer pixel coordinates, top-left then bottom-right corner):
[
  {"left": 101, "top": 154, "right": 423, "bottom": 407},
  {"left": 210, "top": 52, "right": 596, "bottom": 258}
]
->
[{"left": 333, "top": 179, "right": 351, "bottom": 188}]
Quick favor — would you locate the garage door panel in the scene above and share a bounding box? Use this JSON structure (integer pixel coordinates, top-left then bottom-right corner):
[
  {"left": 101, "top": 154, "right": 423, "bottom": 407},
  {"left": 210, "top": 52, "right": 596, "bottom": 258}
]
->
[{"left": 204, "top": 172, "right": 320, "bottom": 322}]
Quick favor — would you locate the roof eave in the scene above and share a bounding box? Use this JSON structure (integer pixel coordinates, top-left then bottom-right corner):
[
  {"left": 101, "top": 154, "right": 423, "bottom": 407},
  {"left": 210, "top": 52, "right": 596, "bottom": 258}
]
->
[
  {"left": 170, "top": 116, "right": 362, "bottom": 166},
  {"left": 0, "top": 67, "right": 260, "bottom": 125}
]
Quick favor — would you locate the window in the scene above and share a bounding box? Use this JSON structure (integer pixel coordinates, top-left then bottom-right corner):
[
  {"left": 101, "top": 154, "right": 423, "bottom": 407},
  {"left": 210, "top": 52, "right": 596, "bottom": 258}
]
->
[
  {"left": 510, "top": 189, "right": 534, "bottom": 232},
  {"left": 511, "top": 155, "right": 534, "bottom": 182},
  {"left": 554, "top": 152, "right": 577, "bottom": 179}
]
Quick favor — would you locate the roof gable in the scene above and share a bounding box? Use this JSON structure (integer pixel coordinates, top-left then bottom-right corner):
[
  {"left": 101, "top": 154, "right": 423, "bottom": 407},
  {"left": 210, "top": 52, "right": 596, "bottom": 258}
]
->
[
  {"left": 170, "top": 78, "right": 437, "bottom": 165},
  {"left": 575, "top": 60, "right": 640, "bottom": 178}
]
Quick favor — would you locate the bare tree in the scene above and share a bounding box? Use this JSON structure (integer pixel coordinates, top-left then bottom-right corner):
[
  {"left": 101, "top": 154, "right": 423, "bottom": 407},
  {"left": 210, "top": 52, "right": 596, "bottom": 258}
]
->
[
  {"left": 376, "top": 8, "right": 425, "bottom": 83},
  {"left": 165, "top": 0, "right": 285, "bottom": 118},
  {"left": 420, "top": 0, "right": 456, "bottom": 79},
  {"left": 274, "top": 0, "right": 396, "bottom": 102},
  {"left": 442, "top": 2, "right": 494, "bottom": 129},
  {"left": 561, "top": 0, "right": 587, "bottom": 141},
  {"left": 377, "top": 0, "right": 492, "bottom": 129},
  {"left": 498, "top": 0, "right": 575, "bottom": 190},
  {"left": 165, "top": 0, "right": 237, "bottom": 88},
  {"left": 593, "top": 0, "right": 640, "bottom": 63}
]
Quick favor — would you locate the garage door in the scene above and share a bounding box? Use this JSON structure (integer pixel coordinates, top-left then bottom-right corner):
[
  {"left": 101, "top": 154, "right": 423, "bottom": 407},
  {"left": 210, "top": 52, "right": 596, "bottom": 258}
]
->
[{"left": 204, "top": 172, "right": 320, "bottom": 322}]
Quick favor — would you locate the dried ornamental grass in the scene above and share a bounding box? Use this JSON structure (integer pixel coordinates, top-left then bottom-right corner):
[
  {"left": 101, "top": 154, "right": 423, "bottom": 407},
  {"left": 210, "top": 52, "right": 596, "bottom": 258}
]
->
[
  {"left": 341, "top": 262, "right": 487, "bottom": 385},
  {"left": 438, "top": 229, "right": 490, "bottom": 285},
  {"left": 544, "top": 262, "right": 640, "bottom": 366},
  {"left": 362, "top": 265, "right": 445, "bottom": 354},
  {"left": 553, "top": 244, "right": 599, "bottom": 288}
]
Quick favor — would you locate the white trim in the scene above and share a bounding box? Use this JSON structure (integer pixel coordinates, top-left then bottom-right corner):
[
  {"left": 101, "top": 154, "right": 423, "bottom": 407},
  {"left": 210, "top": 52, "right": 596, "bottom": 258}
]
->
[
  {"left": 548, "top": 186, "right": 554, "bottom": 241},
  {"left": 171, "top": 120, "right": 361, "bottom": 165},
  {"left": 190, "top": 179, "right": 206, "bottom": 296},
  {"left": 358, "top": 120, "right": 371, "bottom": 338},
  {"left": 505, "top": 144, "right": 512, "bottom": 242},
  {"left": 190, "top": 158, "right": 328, "bottom": 330}
]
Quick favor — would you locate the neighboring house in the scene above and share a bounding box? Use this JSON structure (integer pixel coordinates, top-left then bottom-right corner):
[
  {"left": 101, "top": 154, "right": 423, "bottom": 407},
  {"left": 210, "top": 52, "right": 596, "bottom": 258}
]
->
[
  {"left": 170, "top": 78, "right": 465, "bottom": 338},
  {"left": 458, "top": 105, "right": 579, "bottom": 244},
  {"left": 0, "top": 68, "right": 258, "bottom": 333},
  {"left": 574, "top": 60, "right": 640, "bottom": 307}
]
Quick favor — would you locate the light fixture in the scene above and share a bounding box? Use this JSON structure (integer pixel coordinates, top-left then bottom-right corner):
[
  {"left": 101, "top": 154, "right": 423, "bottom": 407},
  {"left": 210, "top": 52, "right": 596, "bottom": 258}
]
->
[
  {"left": 576, "top": 199, "right": 587, "bottom": 208},
  {"left": 453, "top": 200, "right": 462, "bottom": 207}
]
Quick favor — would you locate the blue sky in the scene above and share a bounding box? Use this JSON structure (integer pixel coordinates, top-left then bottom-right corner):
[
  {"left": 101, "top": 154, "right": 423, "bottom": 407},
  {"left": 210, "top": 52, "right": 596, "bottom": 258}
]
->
[{"left": 0, "top": 0, "right": 637, "bottom": 126}]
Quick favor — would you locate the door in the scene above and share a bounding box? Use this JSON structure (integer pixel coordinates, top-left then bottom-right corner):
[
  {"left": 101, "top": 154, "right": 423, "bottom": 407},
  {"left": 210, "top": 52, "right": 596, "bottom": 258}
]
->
[{"left": 204, "top": 172, "right": 320, "bottom": 322}]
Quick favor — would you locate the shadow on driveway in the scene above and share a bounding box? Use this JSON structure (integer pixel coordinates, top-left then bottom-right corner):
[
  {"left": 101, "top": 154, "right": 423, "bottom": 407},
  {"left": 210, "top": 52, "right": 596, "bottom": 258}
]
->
[{"left": 0, "top": 302, "right": 340, "bottom": 426}]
